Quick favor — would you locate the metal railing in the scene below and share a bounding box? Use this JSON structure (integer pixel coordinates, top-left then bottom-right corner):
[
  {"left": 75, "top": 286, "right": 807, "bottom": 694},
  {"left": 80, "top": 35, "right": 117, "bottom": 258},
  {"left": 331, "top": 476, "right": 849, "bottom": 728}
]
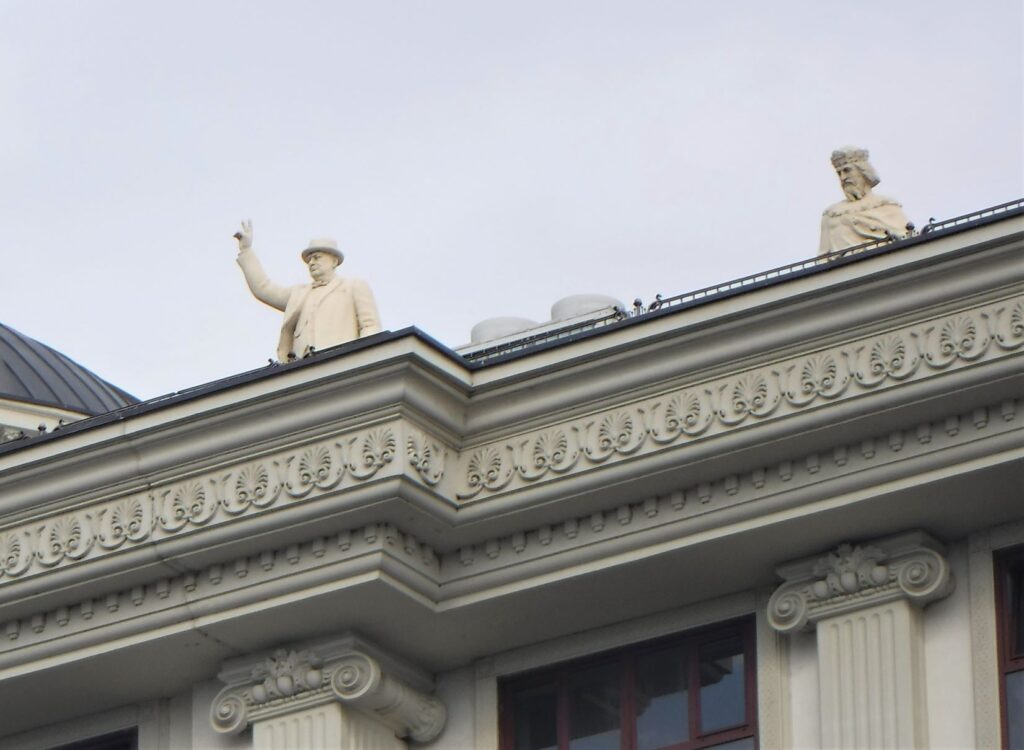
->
[{"left": 463, "top": 198, "right": 1024, "bottom": 364}]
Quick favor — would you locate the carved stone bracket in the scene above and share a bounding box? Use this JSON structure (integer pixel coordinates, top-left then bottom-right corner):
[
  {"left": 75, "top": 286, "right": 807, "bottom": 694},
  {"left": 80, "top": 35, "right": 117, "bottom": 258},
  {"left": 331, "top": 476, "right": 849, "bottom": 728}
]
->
[
  {"left": 767, "top": 530, "right": 954, "bottom": 633},
  {"left": 210, "top": 634, "right": 446, "bottom": 744}
]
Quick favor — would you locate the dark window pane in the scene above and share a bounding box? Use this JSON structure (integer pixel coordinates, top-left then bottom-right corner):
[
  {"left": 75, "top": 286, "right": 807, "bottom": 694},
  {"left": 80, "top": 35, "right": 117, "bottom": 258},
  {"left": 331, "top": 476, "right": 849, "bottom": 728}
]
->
[
  {"left": 699, "top": 636, "right": 746, "bottom": 734},
  {"left": 707, "top": 738, "right": 756, "bottom": 749},
  {"left": 51, "top": 729, "right": 137, "bottom": 750},
  {"left": 636, "top": 644, "right": 688, "bottom": 750},
  {"left": 1008, "top": 670, "right": 1024, "bottom": 750},
  {"left": 568, "top": 662, "right": 621, "bottom": 750},
  {"left": 512, "top": 684, "right": 558, "bottom": 750}
]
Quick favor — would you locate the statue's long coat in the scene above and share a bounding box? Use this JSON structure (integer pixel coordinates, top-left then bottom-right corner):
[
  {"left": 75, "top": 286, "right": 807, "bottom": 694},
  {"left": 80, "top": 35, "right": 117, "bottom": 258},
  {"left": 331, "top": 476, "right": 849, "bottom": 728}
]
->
[{"left": 237, "top": 250, "right": 382, "bottom": 361}]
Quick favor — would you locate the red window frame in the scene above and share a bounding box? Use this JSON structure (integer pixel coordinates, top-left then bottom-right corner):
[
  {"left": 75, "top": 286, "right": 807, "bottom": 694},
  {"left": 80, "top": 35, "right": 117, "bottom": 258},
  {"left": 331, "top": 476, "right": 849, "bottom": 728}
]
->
[
  {"left": 996, "top": 546, "right": 1024, "bottom": 749},
  {"left": 499, "top": 618, "right": 757, "bottom": 750}
]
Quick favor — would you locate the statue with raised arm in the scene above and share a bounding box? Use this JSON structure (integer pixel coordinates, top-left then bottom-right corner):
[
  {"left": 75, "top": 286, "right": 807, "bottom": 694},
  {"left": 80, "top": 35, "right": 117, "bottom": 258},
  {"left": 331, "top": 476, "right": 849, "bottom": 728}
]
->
[
  {"left": 234, "top": 220, "right": 382, "bottom": 361},
  {"left": 819, "top": 147, "right": 912, "bottom": 256}
]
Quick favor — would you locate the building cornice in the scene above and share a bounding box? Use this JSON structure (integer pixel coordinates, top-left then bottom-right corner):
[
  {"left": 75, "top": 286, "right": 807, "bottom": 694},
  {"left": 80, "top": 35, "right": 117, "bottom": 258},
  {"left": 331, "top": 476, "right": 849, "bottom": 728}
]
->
[
  {"left": 0, "top": 291, "right": 1018, "bottom": 600},
  {"left": 0, "top": 391, "right": 1016, "bottom": 678}
]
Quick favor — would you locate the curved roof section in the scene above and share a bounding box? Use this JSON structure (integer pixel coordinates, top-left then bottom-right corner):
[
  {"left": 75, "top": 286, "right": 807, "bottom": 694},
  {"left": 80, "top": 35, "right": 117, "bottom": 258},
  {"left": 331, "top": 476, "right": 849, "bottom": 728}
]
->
[{"left": 0, "top": 323, "right": 137, "bottom": 416}]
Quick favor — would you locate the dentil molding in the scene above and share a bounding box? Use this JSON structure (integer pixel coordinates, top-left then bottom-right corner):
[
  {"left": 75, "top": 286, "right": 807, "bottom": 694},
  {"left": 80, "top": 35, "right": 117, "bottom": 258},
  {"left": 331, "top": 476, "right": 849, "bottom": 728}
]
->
[
  {"left": 210, "top": 635, "right": 446, "bottom": 743},
  {"left": 767, "top": 531, "right": 954, "bottom": 633}
]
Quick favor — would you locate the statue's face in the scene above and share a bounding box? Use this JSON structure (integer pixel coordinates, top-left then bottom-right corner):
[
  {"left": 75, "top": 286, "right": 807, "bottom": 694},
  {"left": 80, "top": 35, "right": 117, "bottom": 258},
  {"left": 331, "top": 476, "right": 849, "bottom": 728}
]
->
[
  {"left": 837, "top": 163, "right": 870, "bottom": 201},
  {"left": 306, "top": 251, "right": 339, "bottom": 282}
]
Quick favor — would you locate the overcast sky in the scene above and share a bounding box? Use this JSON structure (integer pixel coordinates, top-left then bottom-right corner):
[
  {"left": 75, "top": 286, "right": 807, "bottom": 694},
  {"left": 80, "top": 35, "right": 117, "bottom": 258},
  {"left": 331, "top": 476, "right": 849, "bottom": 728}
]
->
[{"left": 1, "top": 0, "right": 1021, "bottom": 400}]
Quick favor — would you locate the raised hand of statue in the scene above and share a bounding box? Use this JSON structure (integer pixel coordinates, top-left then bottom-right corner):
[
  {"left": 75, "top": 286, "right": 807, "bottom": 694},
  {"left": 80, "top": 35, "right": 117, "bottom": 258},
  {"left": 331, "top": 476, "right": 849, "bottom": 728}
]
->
[{"left": 233, "top": 219, "right": 253, "bottom": 253}]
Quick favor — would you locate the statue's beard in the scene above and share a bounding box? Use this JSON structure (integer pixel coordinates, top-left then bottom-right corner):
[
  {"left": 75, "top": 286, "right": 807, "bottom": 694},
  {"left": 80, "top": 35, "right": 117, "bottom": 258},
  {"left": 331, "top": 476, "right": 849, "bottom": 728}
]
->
[{"left": 843, "top": 183, "right": 866, "bottom": 201}]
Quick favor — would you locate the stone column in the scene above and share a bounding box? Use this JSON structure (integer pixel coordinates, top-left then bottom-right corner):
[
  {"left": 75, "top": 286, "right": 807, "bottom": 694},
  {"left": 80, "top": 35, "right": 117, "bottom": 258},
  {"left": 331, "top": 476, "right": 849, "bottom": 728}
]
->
[
  {"left": 210, "top": 634, "right": 446, "bottom": 750},
  {"left": 767, "top": 531, "right": 953, "bottom": 749}
]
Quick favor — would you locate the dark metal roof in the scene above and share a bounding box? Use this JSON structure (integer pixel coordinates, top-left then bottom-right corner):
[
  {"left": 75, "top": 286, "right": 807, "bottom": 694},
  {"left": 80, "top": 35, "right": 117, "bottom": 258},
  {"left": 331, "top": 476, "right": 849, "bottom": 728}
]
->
[{"left": 0, "top": 324, "right": 138, "bottom": 415}]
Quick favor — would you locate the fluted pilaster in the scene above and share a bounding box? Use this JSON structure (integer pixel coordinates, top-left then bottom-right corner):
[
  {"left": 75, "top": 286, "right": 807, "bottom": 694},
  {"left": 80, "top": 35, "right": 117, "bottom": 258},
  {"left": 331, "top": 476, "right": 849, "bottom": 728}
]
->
[{"left": 767, "top": 531, "right": 953, "bottom": 749}]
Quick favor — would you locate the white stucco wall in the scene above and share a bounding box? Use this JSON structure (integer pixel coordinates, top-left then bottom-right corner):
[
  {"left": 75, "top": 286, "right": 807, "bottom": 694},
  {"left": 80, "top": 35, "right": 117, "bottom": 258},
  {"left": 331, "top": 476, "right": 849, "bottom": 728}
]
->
[
  {"left": 421, "top": 666, "right": 478, "bottom": 750},
  {"left": 786, "top": 628, "right": 820, "bottom": 749},
  {"left": 922, "top": 541, "right": 975, "bottom": 749}
]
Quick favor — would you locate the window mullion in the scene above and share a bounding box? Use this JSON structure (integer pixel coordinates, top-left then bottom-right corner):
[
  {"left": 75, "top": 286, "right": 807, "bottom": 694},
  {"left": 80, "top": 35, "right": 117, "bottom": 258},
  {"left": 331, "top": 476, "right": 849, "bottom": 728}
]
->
[
  {"left": 688, "top": 637, "right": 700, "bottom": 743},
  {"left": 558, "top": 671, "right": 570, "bottom": 750},
  {"left": 622, "top": 654, "right": 636, "bottom": 750}
]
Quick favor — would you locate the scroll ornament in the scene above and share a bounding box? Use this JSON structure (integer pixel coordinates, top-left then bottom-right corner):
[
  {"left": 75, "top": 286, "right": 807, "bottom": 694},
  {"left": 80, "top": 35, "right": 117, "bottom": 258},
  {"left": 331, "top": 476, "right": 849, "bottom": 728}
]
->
[
  {"left": 767, "top": 531, "right": 954, "bottom": 633},
  {"left": 210, "top": 645, "right": 446, "bottom": 743}
]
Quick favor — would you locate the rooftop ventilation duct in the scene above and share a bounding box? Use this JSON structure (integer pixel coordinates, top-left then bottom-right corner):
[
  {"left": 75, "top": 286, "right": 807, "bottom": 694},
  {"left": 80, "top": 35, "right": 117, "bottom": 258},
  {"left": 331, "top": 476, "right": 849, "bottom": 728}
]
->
[
  {"left": 469, "top": 317, "right": 540, "bottom": 345},
  {"left": 550, "top": 294, "right": 624, "bottom": 321}
]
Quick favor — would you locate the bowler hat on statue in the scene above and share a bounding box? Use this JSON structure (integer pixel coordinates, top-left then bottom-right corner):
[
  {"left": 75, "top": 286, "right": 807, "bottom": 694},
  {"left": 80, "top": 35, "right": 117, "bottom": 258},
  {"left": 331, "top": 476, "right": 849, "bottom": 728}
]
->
[{"left": 300, "top": 237, "right": 345, "bottom": 264}]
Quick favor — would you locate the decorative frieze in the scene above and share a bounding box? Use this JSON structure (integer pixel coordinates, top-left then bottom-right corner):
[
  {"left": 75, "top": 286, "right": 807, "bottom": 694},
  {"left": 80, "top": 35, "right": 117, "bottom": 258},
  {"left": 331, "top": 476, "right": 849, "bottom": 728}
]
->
[
  {"left": 455, "top": 294, "right": 1023, "bottom": 499},
  {"left": 210, "top": 635, "right": 446, "bottom": 745},
  {"left": 767, "top": 532, "right": 954, "bottom": 633},
  {"left": 0, "top": 420, "right": 447, "bottom": 588}
]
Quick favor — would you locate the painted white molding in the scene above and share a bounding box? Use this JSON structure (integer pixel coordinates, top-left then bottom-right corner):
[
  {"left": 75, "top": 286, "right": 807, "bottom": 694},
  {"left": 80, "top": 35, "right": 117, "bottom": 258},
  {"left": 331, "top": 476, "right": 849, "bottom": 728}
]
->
[
  {"left": 211, "top": 635, "right": 446, "bottom": 746},
  {"left": 768, "top": 532, "right": 955, "bottom": 749}
]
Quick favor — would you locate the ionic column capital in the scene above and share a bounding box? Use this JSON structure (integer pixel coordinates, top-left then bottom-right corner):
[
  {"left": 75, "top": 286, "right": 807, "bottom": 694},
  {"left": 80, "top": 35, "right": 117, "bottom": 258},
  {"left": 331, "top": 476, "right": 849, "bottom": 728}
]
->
[
  {"left": 210, "top": 634, "right": 446, "bottom": 744},
  {"left": 767, "top": 530, "right": 954, "bottom": 633}
]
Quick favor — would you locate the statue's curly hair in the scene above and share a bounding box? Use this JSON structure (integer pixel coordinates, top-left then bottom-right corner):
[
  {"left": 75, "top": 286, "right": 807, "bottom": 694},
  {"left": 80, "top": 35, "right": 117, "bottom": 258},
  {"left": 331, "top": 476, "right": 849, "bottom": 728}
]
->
[{"left": 830, "top": 146, "right": 880, "bottom": 187}]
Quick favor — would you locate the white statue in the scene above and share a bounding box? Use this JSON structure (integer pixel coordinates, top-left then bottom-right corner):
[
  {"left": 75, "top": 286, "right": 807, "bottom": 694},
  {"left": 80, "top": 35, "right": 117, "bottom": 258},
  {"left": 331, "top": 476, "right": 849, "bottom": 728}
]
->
[
  {"left": 819, "top": 147, "right": 911, "bottom": 256},
  {"left": 234, "top": 220, "right": 383, "bottom": 361}
]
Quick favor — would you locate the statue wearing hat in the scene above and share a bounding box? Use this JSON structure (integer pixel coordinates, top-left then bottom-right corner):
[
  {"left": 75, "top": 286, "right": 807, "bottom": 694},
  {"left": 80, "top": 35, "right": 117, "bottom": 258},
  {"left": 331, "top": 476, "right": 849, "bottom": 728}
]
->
[
  {"left": 234, "top": 220, "right": 382, "bottom": 361},
  {"left": 819, "top": 147, "right": 912, "bottom": 256}
]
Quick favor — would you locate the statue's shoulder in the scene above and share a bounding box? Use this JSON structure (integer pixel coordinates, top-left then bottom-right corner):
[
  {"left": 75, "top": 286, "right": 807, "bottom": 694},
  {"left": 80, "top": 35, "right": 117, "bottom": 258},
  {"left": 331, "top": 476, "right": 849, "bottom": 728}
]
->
[
  {"left": 868, "top": 193, "right": 903, "bottom": 208},
  {"left": 823, "top": 194, "right": 903, "bottom": 218},
  {"left": 822, "top": 200, "right": 847, "bottom": 218}
]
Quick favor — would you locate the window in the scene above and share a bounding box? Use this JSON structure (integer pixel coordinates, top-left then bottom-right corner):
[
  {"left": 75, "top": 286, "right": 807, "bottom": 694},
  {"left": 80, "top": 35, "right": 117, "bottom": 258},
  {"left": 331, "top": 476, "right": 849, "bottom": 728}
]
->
[
  {"left": 998, "top": 547, "right": 1024, "bottom": 749},
  {"left": 500, "top": 619, "right": 756, "bottom": 750},
  {"left": 48, "top": 729, "right": 137, "bottom": 750}
]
